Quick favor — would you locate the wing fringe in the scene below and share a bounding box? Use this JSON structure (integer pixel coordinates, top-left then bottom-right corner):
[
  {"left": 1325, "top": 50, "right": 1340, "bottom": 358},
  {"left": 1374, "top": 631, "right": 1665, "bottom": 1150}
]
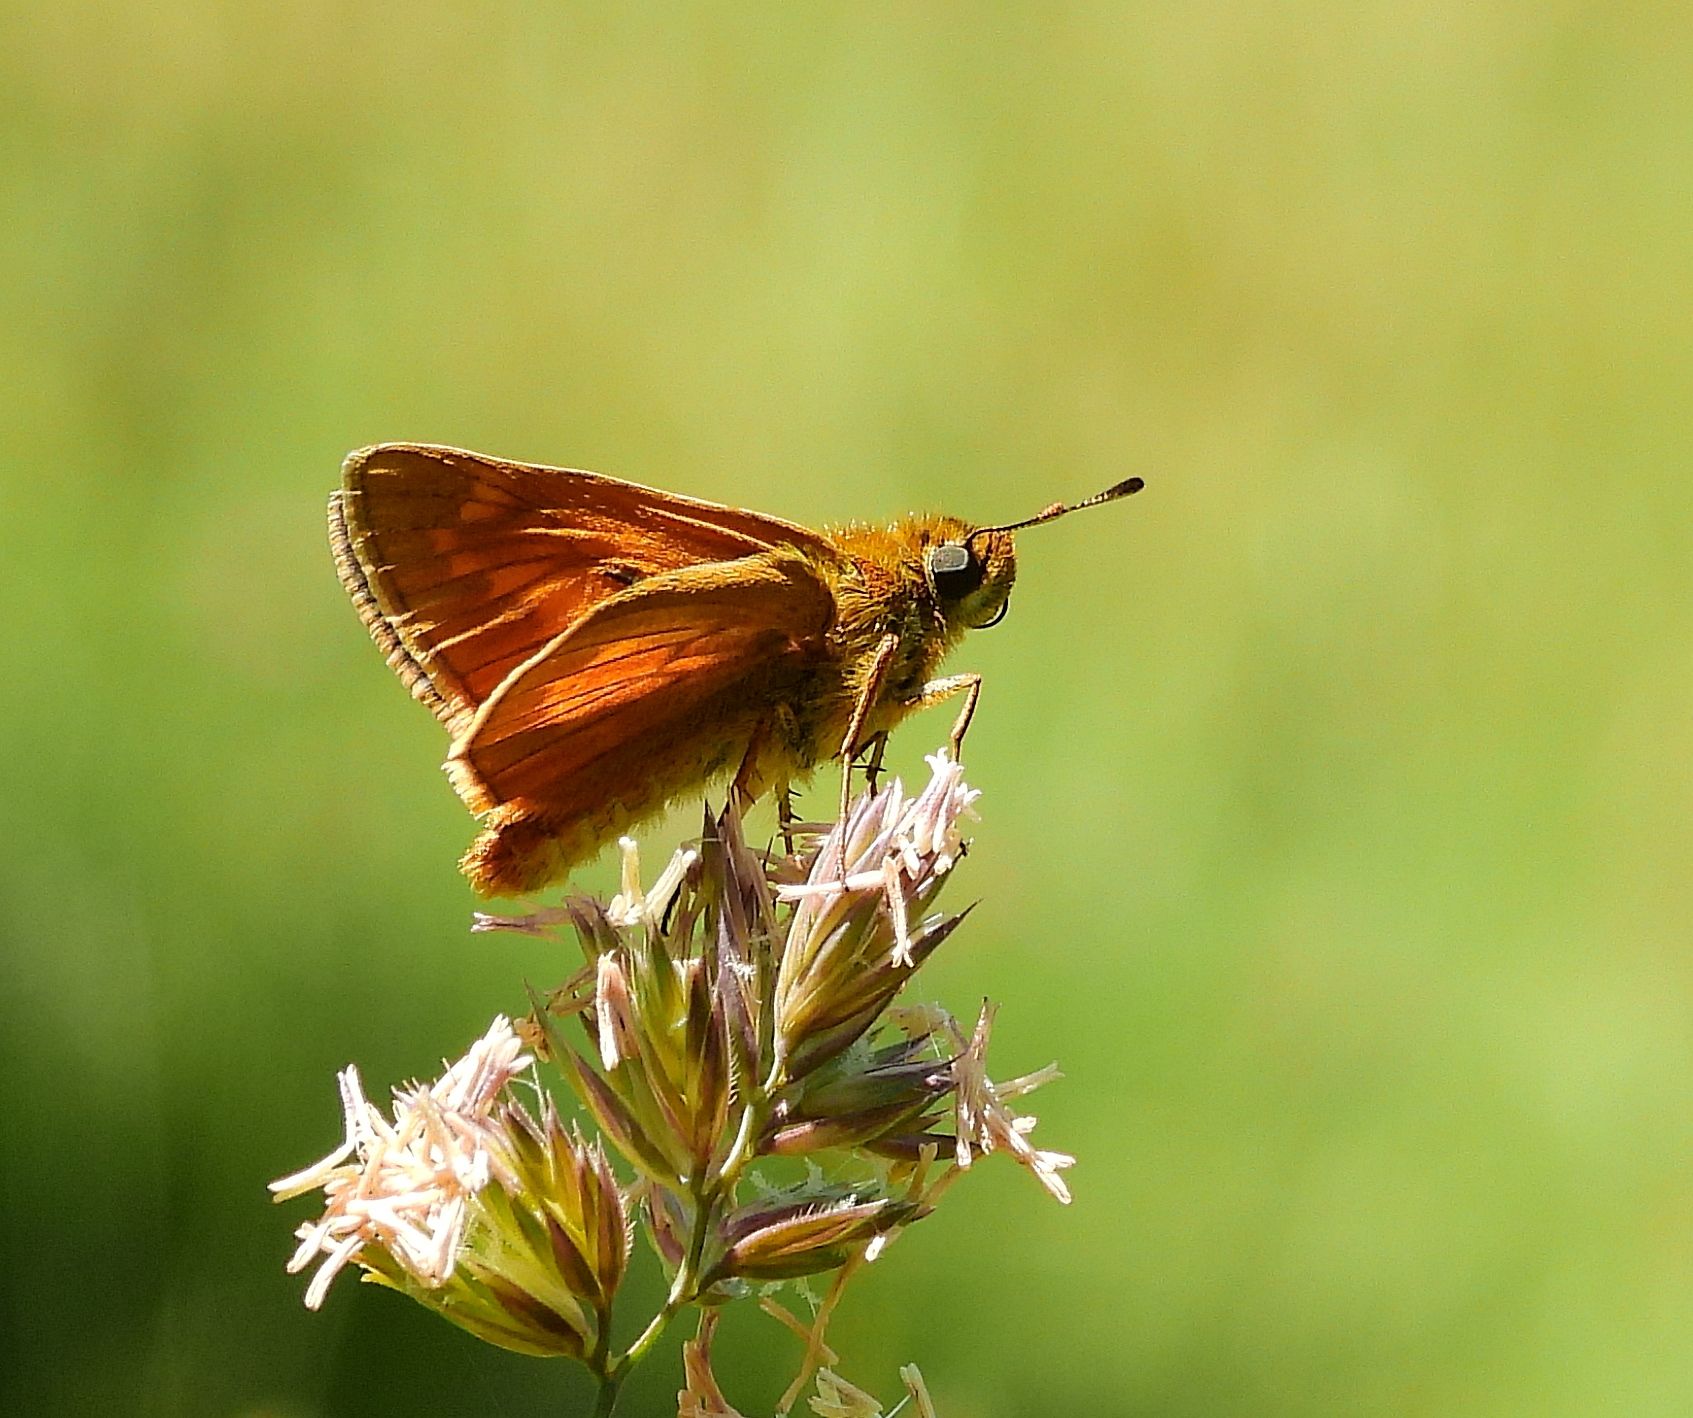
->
[{"left": 327, "top": 489, "right": 459, "bottom": 726}]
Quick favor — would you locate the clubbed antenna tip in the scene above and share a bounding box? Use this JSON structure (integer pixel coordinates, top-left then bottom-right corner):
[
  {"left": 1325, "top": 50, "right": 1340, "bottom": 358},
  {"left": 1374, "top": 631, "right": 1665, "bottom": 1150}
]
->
[{"left": 973, "top": 473, "right": 1146, "bottom": 539}]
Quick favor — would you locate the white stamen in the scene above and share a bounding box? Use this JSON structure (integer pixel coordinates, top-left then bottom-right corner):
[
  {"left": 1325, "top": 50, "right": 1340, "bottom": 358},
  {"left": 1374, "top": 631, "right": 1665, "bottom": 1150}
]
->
[
  {"left": 644, "top": 846, "right": 698, "bottom": 920},
  {"left": 272, "top": 1016, "right": 533, "bottom": 1306},
  {"left": 607, "top": 837, "right": 644, "bottom": 926}
]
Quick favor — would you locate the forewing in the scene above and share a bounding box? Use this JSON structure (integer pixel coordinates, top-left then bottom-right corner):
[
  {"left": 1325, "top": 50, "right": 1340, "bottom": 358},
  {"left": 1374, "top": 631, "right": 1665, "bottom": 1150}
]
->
[
  {"left": 445, "top": 552, "right": 833, "bottom": 816},
  {"left": 331, "top": 443, "right": 835, "bottom": 736}
]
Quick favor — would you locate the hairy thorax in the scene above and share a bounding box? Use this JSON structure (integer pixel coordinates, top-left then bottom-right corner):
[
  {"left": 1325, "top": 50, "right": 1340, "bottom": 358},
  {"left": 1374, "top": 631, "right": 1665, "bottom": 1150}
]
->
[{"left": 775, "top": 520, "right": 970, "bottom": 773}]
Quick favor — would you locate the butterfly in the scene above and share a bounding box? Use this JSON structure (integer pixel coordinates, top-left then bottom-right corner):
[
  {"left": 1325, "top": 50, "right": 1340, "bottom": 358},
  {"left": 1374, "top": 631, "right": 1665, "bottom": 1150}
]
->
[{"left": 329, "top": 443, "right": 1139, "bottom": 895}]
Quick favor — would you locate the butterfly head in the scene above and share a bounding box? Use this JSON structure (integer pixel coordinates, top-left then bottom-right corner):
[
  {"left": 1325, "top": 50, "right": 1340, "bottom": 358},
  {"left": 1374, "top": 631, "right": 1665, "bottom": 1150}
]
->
[
  {"left": 925, "top": 529, "right": 1018, "bottom": 631},
  {"left": 924, "top": 475, "right": 1146, "bottom": 634}
]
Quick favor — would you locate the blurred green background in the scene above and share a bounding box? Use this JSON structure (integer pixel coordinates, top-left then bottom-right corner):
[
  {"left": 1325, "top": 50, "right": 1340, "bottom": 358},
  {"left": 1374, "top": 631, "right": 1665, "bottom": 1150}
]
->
[{"left": 4, "top": 2, "right": 1690, "bottom": 1414}]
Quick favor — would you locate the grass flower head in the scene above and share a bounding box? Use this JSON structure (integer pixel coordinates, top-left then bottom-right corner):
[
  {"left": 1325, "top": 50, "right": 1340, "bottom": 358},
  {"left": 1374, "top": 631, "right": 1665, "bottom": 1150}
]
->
[{"left": 275, "top": 749, "right": 1075, "bottom": 1412}]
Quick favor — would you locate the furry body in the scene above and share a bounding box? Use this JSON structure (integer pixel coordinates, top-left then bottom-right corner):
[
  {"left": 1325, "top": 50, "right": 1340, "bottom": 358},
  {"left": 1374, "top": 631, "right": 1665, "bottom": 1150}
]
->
[
  {"left": 330, "top": 444, "right": 1018, "bottom": 897},
  {"left": 459, "top": 519, "right": 1004, "bottom": 894}
]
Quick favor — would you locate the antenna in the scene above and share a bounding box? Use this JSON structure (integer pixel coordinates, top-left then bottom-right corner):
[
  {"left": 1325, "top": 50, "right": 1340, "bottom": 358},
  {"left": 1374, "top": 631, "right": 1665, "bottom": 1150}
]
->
[{"left": 969, "top": 476, "right": 1144, "bottom": 541}]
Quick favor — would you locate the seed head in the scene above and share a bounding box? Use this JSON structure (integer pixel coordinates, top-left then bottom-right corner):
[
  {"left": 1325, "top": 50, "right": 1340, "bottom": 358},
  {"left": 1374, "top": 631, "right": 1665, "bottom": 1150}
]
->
[
  {"left": 772, "top": 752, "right": 978, "bottom": 1081},
  {"left": 271, "top": 1016, "right": 629, "bottom": 1357}
]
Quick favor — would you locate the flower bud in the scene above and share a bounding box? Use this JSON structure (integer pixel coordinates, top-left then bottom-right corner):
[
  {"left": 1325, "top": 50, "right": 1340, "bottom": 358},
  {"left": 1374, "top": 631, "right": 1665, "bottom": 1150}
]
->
[
  {"left": 772, "top": 754, "right": 978, "bottom": 1083},
  {"left": 764, "top": 1038, "right": 953, "bottom": 1157},
  {"left": 710, "top": 1190, "right": 927, "bottom": 1283}
]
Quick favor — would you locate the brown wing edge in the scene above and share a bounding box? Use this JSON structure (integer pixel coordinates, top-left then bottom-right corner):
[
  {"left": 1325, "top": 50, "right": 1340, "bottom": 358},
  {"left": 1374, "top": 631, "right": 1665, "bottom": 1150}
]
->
[
  {"left": 327, "top": 488, "right": 459, "bottom": 726},
  {"left": 355, "top": 440, "right": 841, "bottom": 561}
]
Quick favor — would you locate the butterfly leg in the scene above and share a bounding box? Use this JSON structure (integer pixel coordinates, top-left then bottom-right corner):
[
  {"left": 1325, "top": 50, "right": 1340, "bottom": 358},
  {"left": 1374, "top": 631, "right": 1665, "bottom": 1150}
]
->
[
  {"left": 728, "top": 725, "right": 795, "bottom": 864},
  {"left": 835, "top": 633, "right": 901, "bottom": 880},
  {"left": 857, "top": 730, "right": 890, "bottom": 792},
  {"left": 776, "top": 785, "right": 800, "bottom": 858},
  {"left": 903, "top": 672, "right": 983, "bottom": 760},
  {"left": 730, "top": 717, "right": 772, "bottom": 813}
]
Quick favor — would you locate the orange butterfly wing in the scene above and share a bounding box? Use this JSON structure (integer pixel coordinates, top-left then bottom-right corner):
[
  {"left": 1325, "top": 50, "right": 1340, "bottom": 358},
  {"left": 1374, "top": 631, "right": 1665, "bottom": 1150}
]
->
[
  {"left": 445, "top": 551, "right": 836, "bottom": 818},
  {"left": 329, "top": 442, "right": 836, "bottom": 740}
]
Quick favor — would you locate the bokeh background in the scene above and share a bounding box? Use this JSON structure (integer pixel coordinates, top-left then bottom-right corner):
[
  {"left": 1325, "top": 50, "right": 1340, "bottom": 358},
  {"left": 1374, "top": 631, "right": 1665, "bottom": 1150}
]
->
[{"left": 4, "top": 3, "right": 1690, "bottom": 1414}]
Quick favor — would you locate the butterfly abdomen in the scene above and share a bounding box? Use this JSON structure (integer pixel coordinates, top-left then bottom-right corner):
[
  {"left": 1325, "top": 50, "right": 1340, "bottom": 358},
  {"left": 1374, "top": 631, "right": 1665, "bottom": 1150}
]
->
[{"left": 458, "top": 653, "right": 826, "bottom": 896}]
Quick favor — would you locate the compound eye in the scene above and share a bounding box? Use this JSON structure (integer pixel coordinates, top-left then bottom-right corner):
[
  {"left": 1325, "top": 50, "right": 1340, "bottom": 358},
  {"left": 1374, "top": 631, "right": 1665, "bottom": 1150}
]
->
[
  {"left": 929, "top": 542, "right": 970, "bottom": 576},
  {"left": 927, "top": 542, "right": 984, "bottom": 598}
]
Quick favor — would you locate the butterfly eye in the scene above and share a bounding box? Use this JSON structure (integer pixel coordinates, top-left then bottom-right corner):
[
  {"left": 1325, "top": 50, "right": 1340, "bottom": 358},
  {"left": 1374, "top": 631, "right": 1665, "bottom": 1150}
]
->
[{"left": 927, "top": 542, "right": 984, "bottom": 599}]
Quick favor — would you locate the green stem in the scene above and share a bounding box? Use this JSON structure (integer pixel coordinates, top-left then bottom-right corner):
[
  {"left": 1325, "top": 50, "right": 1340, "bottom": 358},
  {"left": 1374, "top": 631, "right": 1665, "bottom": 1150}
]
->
[
  {"left": 602, "top": 1178, "right": 717, "bottom": 1387},
  {"left": 586, "top": 1307, "right": 617, "bottom": 1415},
  {"left": 603, "top": 1062, "right": 787, "bottom": 1391},
  {"left": 590, "top": 1370, "right": 622, "bottom": 1418},
  {"left": 717, "top": 1059, "right": 784, "bottom": 1184},
  {"left": 616, "top": 1281, "right": 686, "bottom": 1375}
]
